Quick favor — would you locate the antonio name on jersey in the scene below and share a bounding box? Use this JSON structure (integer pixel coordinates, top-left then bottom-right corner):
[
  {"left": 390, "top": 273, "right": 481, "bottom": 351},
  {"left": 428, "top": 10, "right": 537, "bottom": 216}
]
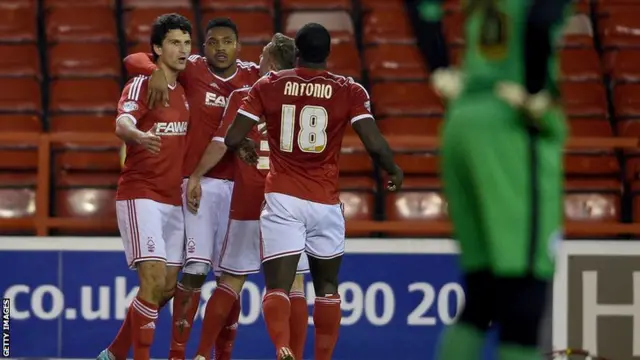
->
[
  {"left": 205, "top": 92, "right": 227, "bottom": 107},
  {"left": 155, "top": 121, "right": 188, "bottom": 136}
]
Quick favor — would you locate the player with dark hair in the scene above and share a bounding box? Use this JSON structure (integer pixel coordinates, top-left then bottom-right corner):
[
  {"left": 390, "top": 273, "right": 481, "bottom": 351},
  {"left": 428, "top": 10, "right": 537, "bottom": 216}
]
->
[
  {"left": 123, "top": 17, "right": 260, "bottom": 360},
  {"left": 225, "top": 23, "right": 403, "bottom": 360},
  {"left": 192, "top": 33, "right": 310, "bottom": 360},
  {"left": 414, "top": 1, "right": 572, "bottom": 359},
  {"left": 97, "top": 13, "right": 192, "bottom": 360}
]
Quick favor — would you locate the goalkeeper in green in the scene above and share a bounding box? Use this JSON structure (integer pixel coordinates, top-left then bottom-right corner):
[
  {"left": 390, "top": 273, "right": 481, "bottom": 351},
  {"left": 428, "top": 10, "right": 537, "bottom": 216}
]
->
[{"left": 417, "top": 0, "right": 572, "bottom": 359}]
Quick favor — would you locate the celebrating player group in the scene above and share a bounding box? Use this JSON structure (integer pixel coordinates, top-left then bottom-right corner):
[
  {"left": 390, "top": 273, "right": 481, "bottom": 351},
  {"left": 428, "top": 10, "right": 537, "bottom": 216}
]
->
[{"left": 98, "top": 11, "right": 401, "bottom": 360}]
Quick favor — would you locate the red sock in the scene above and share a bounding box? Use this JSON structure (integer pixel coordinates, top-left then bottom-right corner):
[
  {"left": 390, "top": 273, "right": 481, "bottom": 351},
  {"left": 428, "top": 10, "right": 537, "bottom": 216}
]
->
[
  {"left": 214, "top": 298, "right": 240, "bottom": 360},
  {"left": 107, "top": 305, "right": 132, "bottom": 360},
  {"left": 313, "top": 294, "right": 341, "bottom": 360},
  {"left": 196, "top": 283, "right": 238, "bottom": 359},
  {"left": 289, "top": 291, "right": 308, "bottom": 360},
  {"left": 130, "top": 296, "right": 158, "bottom": 360},
  {"left": 169, "top": 283, "right": 201, "bottom": 359},
  {"left": 262, "top": 289, "right": 291, "bottom": 354}
]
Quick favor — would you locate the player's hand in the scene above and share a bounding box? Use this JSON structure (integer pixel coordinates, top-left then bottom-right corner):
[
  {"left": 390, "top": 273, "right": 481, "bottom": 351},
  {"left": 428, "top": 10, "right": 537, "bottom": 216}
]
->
[
  {"left": 147, "top": 68, "right": 169, "bottom": 109},
  {"left": 136, "top": 123, "right": 161, "bottom": 154},
  {"left": 237, "top": 138, "right": 259, "bottom": 166},
  {"left": 431, "top": 68, "right": 463, "bottom": 100},
  {"left": 496, "top": 81, "right": 554, "bottom": 126},
  {"left": 387, "top": 166, "right": 403, "bottom": 192},
  {"left": 186, "top": 176, "right": 202, "bottom": 214}
]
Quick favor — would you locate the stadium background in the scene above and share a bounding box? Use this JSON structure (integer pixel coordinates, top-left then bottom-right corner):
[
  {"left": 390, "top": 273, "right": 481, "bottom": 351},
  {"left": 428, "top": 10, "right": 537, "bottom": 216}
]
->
[{"left": 0, "top": 0, "right": 638, "bottom": 359}]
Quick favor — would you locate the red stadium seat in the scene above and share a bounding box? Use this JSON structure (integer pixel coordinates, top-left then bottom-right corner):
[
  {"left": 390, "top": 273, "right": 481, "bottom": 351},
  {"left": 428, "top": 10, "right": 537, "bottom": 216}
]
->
[
  {"left": 377, "top": 117, "right": 442, "bottom": 136},
  {"left": 364, "top": 44, "right": 426, "bottom": 81},
  {"left": 605, "top": 50, "right": 640, "bottom": 82},
  {"left": 0, "top": 114, "right": 41, "bottom": 132},
  {"left": 202, "top": 11, "right": 272, "bottom": 43},
  {"left": 0, "top": 44, "right": 40, "bottom": 77},
  {"left": 599, "top": 10, "right": 640, "bottom": 49},
  {"left": 122, "top": 0, "right": 191, "bottom": 8},
  {"left": 0, "top": 0, "right": 36, "bottom": 8},
  {"left": 49, "top": 79, "right": 120, "bottom": 113},
  {"left": 561, "top": 82, "right": 608, "bottom": 118},
  {"left": 0, "top": 5, "right": 37, "bottom": 42},
  {"left": 49, "top": 43, "right": 121, "bottom": 78},
  {"left": 363, "top": 9, "right": 415, "bottom": 45},
  {"left": 565, "top": 179, "right": 621, "bottom": 238},
  {"left": 340, "top": 177, "right": 375, "bottom": 237},
  {"left": 371, "top": 82, "right": 443, "bottom": 117},
  {"left": 280, "top": 0, "right": 351, "bottom": 12},
  {"left": 560, "top": 48, "right": 602, "bottom": 82},
  {"left": 239, "top": 44, "right": 264, "bottom": 64},
  {"left": 50, "top": 114, "right": 114, "bottom": 132},
  {"left": 613, "top": 83, "right": 640, "bottom": 119},
  {"left": 284, "top": 11, "right": 354, "bottom": 44},
  {"left": 568, "top": 118, "right": 613, "bottom": 137},
  {"left": 359, "top": 0, "right": 404, "bottom": 11},
  {"left": 327, "top": 42, "right": 361, "bottom": 79},
  {"left": 43, "top": 0, "right": 114, "bottom": 8},
  {"left": 0, "top": 172, "right": 37, "bottom": 232},
  {"left": 561, "top": 14, "right": 594, "bottom": 48},
  {"left": 0, "top": 78, "right": 41, "bottom": 113},
  {"left": 125, "top": 8, "right": 196, "bottom": 43},
  {"left": 443, "top": 11, "right": 464, "bottom": 46},
  {"left": 46, "top": 7, "right": 117, "bottom": 42},
  {"left": 385, "top": 177, "right": 448, "bottom": 237},
  {"left": 200, "top": 0, "right": 274, "bottom": 11}
]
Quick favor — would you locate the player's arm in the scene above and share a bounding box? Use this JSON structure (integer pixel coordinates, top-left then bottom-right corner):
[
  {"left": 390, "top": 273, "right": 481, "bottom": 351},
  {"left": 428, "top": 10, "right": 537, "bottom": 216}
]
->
[
  {"left": 123, "top": 53, "right": 157, "bottom": 76},
  {"left": 349, "top": 83, "right": 402, "bottom": 190},
  {"left": 225, "top": 80, "right": 266, "bottom": 163},
  {"left": 115, "top": 78, "right": 161, "bottom": 153}
]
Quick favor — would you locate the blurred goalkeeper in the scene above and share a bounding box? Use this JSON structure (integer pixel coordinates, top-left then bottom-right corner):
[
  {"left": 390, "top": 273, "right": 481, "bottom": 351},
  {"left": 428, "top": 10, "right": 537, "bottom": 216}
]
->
[{"left": 419, "top": 0, "right": 572, "bottom": 359}]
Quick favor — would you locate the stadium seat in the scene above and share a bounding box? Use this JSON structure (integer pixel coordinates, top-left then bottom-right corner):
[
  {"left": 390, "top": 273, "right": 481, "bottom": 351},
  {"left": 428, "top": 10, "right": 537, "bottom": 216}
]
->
[
  {"left": 202, "top": 11, "right": 272, "bottom": 43},
  {"left": 443, "top": 11, "right": 464, "bottom": 46},
  {"left": 0, "top": 5, "right": 37, "bottom": 42},
  {"left": 599, "top": 10, "right": 640, "bottom": 49},
  {"left": 284, "top": 11, "right": 354, "bottom": 44},
  {"left": 565, "top": 179, "right": 621, "bottom": 238},
  {"left": 122, "top": 0, "right": 191, "bottom": 8},
  {"left": 49, "top": 79, "right": 120, "bottom": 113},
  {"left": 385, "top": 177, "right": 448, "bottom": 237},
  {"left": 371, "top": 82, "right": 442, "bottom": 117},
  {"left": 0, "top": 78, "right": 41, "bottom": 113},
  {"left": 0, "top": 44, "right": 40, "bottom": 77},
  {"left": 364, "top": 44, "right": 426, "bottom": 81},
  {"left": 612, "top": 83, "right": 640, "bottom": 119},
  {"left": 340, "top": 177, "right": 376, "bottom": 236},
  {"left": 561, "top": 82, "right": 608, "bottom": 118},
  {"left": 377, "top": 117, "right": 441, "bottom": 136},
  {"left": 239, "top": 44, "right": 264, "bottom": 64},
  {"left": 327, "top": 42, "right": 361, "bottom": 79},
  {"left": 363, "top": 9, "right": 415, "bottom": 45},
  {"left": 560, "top": 48, "right": 602, "bottom": 82},
  {"left": 604, "top": 50, "right": 640, "bottom": 82},
  {"left": 125, "top": 8, "right": 196, "bottom": 44},
  {"left": 200, "top": 0, "right": 274, "bottom": 11},
  {"left": 50, "top": 114, "right": 114, "bottom": 132},
  {"left": 46, "top": 7, "right": 117, "bottom": 42},
  {"left": 43, "top": 0, "right": 114, "bottom": 8},
  {"left": 280, "top": 0, "right": 351, "bottom": 12},
  {"left": 569, "top": 118, "right": 613, "bottom": 137},
  {"left": 561, "top": 14, "right": 594, "bottom": 48},
  {"left": 48, "top": 43, "right": 121, "bottom": 78},
  {"left": 0, "top": 114, "right": 42, "bottom": 132},
  {"left": 359, "top": 0, "right": 405, "bottom": 11},
  {"left": 0, "top": 172, "right": 37, "bottom": 233}
]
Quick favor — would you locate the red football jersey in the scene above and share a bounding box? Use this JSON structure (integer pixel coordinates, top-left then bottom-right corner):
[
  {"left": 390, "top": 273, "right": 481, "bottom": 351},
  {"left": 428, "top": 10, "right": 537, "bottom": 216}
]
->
[
  {"left": 122, "top": 53, "right": 260, "bottom": 179},
  {"left": 116, "top": 75, "right": 190, "bottom": 206},
  {"left": 215, "top": 88, "right": 268, "bottom": 220},
  {"left": 238, "top": 68, "right": 374, "bottom": 205}
]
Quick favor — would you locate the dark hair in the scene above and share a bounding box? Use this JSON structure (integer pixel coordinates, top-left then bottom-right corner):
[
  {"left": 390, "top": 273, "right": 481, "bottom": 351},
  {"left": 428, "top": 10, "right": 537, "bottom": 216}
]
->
[
  {"left": 205, "top": 17, "right": 239, "bottom": 38},
  {"left": 295, "top": 23, "right": 331, "bottom": 63},
  {"left": 269, "top": 33, "right": 296, "bottom": 70},
  {"left": 150, "top": 13, "right": 192, "bottom": 60}
]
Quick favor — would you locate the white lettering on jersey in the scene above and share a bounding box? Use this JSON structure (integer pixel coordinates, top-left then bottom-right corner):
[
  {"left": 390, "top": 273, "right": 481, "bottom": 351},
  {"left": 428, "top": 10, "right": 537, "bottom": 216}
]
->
[
  {"left": 205, "top": 92, "right": 227, "bottom": 107},
  {"left": 283, "top": 81, "right": 333, "bottom": 99},
  {"left": 155, "top": 122, "right": 188, "bottom": 136}
]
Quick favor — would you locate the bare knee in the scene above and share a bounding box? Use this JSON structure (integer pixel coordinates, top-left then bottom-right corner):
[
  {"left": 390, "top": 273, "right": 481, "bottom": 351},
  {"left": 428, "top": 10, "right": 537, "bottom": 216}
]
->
[
  {"left": 219, "top": 272, "right": 246, "bottom": 294},
  {"left": 137, "top": 261, "right": 167, "bottom": 304},
  {"left": 162, "top": 265, "right": 181, "bottom": 299}
]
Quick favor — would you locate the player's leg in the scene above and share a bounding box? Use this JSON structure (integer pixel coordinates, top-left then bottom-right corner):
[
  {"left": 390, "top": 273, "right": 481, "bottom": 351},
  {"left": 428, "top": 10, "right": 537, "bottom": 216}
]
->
[
  {"left": 305, "top": 201, "right": 346, "bottom": 360},
  {"left": 261, "top": 193, "right": 307, "bottom": 360},
  {"left": 103, "top": 200, "right": 167, "bottom": 360},
  {"left": 196, "top": 219, "right": 259, "bottom": 359},
  {"left": 436, "top": 99, "right": 495, "bottom": 360},
  {"left": 289, "top": 255, "right": 310, "bottom": 360}
]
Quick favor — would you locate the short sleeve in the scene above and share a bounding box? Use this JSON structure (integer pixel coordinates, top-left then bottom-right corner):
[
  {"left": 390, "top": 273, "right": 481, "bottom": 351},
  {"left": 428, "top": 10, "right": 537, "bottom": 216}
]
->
[
  {"left": 238, "top": 76, "right": 267, "bottom": 122},
  {"left": 213, "top": 89, "right": 246, "bottom": 142},
  {"left": 116, "top": 76, "right": 149, "bottom": 126},
  {"left": 348, "top": 82, "right": 374, "bottom": 125}
]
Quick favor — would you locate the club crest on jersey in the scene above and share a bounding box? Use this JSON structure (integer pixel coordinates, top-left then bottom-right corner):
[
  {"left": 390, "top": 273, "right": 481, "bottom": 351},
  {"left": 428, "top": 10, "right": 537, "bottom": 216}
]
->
[
  {"left": 122, "top": 101, "right": 138, "bottom": 113},
  {"left": 205, "top": 92, "right": 227, "bottom": 107}
]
